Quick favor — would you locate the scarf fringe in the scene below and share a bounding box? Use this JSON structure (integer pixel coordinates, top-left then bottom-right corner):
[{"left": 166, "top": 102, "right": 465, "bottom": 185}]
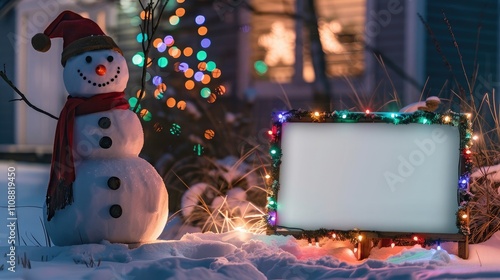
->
[{"left": 46, "top": 180, "right": 74, "bottom": 221}]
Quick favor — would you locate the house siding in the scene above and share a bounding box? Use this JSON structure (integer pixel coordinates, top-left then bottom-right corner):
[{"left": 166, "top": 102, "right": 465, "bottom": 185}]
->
[
  {"left": 0, "top": 8, "right": 16, "bottom": 144},
  {"left": 371, "top": 0, "right": 408, "bottom": 109},
  {"left": 425, "top": 0, "right": 498, "bottom": 102}
]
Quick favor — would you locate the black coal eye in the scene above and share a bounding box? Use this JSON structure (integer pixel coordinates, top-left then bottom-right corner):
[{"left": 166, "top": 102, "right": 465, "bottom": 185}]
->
[
  {"left": 85, "top": 56, "right": 92, "bottom": 63},
  {"left": 107, "top": 56, "right": 114, "bottom": 62}
]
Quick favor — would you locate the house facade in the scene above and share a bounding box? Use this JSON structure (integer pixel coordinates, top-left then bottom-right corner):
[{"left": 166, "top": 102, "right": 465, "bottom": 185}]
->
[
  {"left": 0, "top": 0, "right": 117, "bottom": 156},
  {"left": 245, "top": 0, "right": 498, "bottom": 122},
  {"left": 0, "top": 2, "right": 15, "bottom": 146},
  {"left": 0, "top": 0, "right": 498, "bottom": 155}
]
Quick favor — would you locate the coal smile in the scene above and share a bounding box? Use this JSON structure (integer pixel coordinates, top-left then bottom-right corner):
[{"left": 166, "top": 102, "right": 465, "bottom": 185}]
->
[{"left": 77, "top": 67, "right": 121, "bottom": 88}]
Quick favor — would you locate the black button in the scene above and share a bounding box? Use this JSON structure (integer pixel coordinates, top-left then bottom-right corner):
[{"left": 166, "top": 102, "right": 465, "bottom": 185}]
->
[
  {"left": 107, "top": 177, "right": 120, "bottom": 190},
  {"left": 99, "top": 137, "right": 112, "bottom": 149},
  {"left": 98, "top": 117, "right": 111, "bottom": 129},
  {"left": 109, "top": 204, "right": 122, "bottom": 218}
]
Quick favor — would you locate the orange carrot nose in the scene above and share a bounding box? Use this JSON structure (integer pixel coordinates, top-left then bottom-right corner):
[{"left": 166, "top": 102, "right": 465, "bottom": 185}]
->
[{"left": 95, "top": 64, "right": 106, "bottom": 76}]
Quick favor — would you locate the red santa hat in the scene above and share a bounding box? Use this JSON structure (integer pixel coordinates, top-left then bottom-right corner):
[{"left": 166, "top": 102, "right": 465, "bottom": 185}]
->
[{"left": 31, "top": 10, "right": 122, "bottom": 66}]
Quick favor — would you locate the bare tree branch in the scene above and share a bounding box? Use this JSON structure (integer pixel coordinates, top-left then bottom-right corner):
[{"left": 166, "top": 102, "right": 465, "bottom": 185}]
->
[
  {"left": 133, "top": 0, "right": 169, "bottom": 114},
  {"left": 0, "top": 67, "right": 58, "bottom": 120}
]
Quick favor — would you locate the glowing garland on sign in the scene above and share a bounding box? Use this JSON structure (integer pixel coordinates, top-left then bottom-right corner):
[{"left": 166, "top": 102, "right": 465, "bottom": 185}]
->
[{"left": 265, "top": 109, "right": 473, "bottom": 245}]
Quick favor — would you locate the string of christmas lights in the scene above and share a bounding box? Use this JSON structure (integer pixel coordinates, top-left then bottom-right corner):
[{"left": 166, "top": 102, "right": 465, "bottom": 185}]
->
[
  {"left": 128, "top": 1, "right": 226, "bottom": 156},
  {"left": 130, "top": 0, "right": 225, "bottom": 111}
]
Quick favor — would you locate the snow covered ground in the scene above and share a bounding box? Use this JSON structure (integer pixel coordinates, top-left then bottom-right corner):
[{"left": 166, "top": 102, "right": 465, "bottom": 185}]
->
[{"left": 1, "top": 161, "right": 500, "bottom": 279}]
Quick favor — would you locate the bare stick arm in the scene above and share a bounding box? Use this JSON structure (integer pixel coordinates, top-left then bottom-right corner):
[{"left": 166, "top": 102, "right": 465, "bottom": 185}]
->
[{"left": 0, "top": 69, "right": 58, "bottom": 120}]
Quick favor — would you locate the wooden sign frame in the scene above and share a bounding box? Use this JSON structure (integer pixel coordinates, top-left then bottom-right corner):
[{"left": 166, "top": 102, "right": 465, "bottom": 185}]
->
[{"left": 265, "top": 110, "right": 472, "bottom": 259}]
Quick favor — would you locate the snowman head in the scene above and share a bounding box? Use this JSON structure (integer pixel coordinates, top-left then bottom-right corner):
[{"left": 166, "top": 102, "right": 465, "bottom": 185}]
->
[
  {"left": 32, "top": 11, "right": 129, "bottom": 97},
  {"left": 63, "top": 49, "right": 129, "bottom": 97}
]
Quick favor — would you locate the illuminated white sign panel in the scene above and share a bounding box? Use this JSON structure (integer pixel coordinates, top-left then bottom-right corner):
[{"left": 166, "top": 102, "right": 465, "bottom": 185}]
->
[{"left": 277, "top": 122, "right": 460, "bottom": 234}]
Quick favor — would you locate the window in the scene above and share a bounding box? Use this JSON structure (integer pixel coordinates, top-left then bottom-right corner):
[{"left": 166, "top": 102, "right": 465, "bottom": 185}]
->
[{"left": 251, "top": 0, "right": 365, "bottom": 83}]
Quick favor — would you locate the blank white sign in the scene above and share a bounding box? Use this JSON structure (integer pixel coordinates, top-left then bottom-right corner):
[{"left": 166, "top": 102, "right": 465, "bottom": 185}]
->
[{"left": 278, "top": 122, "right": 460, "bottom": 234}]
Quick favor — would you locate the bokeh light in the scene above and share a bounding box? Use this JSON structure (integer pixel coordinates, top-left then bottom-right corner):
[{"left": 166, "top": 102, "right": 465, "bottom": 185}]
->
[
  {"left": 185, "top": 80, "right": 195, "bottom": 90},
  {"left": 194, "top": 71, "right": 204, "bottom": 82},
  {"left": 179, "top": 62, "right": 189, "bottom": 72},
  {"left": 130, "top": 16, "right": 141, "bottom": 27},
  {"left": 183, "top": 47, "right": 193, "bottom": 57},
  {"left": 174, "top": 62, "right": 181, "bottom": 72},
  {"left": 201, "top": 74, "right": 211, "bottom": 84},
  {"left": 201, "top": 38, "right": 211, "bottom": 48},
  {"left": 136, "top": 33, "right": 148, "bottom": 43},
  {"left": 169, "top": 15, "right": 180, "bottom": 26},
  {"left": 140, "top": 10, "right": 150, "bottom": 20},
  {"left": 140, "top": 109, "right": 152, "bottom": 121},
  {"left": 198, "top": 26, "right": 208, "bottom": 36},
  {"left": 175, "top": 8, "right": 185, "bottom": 17},
  {"left": 153, "top": 122, "right": 163, "bottom": 132},
  {"left": 215, "top": 85, "right": 226, "bottom": 95},
  {"left": 136, "top": 89, "right": 146, "bottom": 98},
  {"left": 170, "top": 123, "right": 181, "bottom": 136},
  {"left": 195, "top": 15, "right": 205, "bottom": 25},
  {"left": 153, "top": 89, "right": 163, "bottom": 99},
  {"left": 212, "top": 68, "right": 221, "bottom": 78},
  {"left": 177, "top": 100, "right": 186, "bottom": 110},
  {"left": 169, "top": 46, "right": 181, "bottom": 58},
  {"left": 152, "top": 75, "right": 162, "bottom": 86},
  {"left": 157, "top": 83, "right": 167, "bottom": 92},
  {"left": 164, "top": 35, "right": 174, "bottom": 46},
  {"left": 196, "top": 50, "right": 207, "bottom": 61},
  {"left": 206, "top": 61, "right": 216, "bottom": 71},
  {"left": 166, "top": 97, "right": 176, "bottom": 108},
  {"left": 204, "top": 129, "right": 215, "bottom": 140},
  {"left": 157, "top": 42, "right": 167, "bottom": 52},
  {"left": 128, "top": 97, "right": 139, "bottom": 108},
  {"left": 197, "top": 62, "right": 207, "bottom": 71},
  {"left": 153, "top": 38, "right": 163, "bottom": 48},
  {"left": 184, "top": 68, "right": 194, "bottom": 78},
  {"left": 132, "top": 52, "right": 144, "bottom": 66},
  {"left": 254, "top": 60, "right": 268, "bottom": 75},
  {"left": 158, "top": 57, "right": 168, "bottom": 68},
  {"left": 207, "top": 93, "right": 217, "bottom": 103},
  {"left": 200, "top": 87, "right": 211, "bottom": 98},
  {"left": 193, "top": 144, "right": 204, "bottom": 156}
]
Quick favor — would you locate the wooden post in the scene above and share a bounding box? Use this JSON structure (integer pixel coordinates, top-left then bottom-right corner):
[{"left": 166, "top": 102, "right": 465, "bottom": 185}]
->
[
  {"left": 356, "top": 235, "right": 372, "bottom": 260},
  {"left": 458, "top": 207, "right": 470, "bottom": 259},
  {"left": 458, "top": 236, "right": 469, "bottom": 259}
]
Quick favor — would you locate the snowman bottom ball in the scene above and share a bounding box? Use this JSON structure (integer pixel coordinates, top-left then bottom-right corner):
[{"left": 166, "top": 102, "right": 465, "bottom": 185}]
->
[{"left": 44, "top": 157, "right": 169, "bottom": 246}]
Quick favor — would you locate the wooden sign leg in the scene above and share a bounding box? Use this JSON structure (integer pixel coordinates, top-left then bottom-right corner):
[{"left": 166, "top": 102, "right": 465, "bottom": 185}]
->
[
  {"left": 458, "top": 236, "right": 469, "bottom": 259},
  {"left": 458, "top": 207, "right": 470, "bottom": 259},
  {"left": 357, "top": 236, "right": 372, "bottom": 260}
]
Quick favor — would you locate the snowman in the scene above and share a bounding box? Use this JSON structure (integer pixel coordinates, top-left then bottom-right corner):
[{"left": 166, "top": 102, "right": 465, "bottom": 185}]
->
[{"left": 31, "top": 11, "right": 169, "bottom": 246}]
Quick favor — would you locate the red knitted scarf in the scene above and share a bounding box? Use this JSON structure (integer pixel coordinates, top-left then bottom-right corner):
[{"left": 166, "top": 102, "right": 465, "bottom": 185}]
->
[{"left": 46, "top": 91, "right": 130, "bottom": 221}]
